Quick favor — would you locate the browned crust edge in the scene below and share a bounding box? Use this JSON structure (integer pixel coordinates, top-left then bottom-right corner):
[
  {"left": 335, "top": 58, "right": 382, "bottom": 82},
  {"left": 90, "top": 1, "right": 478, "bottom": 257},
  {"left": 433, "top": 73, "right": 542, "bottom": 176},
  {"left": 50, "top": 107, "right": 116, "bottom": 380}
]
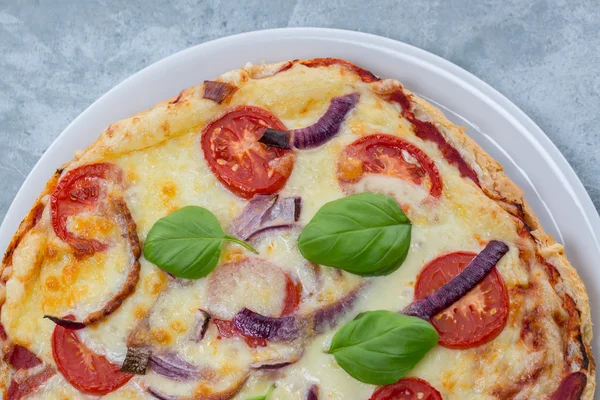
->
[{"left": 0, "top": 58, "right": 594, "bottom": 399}]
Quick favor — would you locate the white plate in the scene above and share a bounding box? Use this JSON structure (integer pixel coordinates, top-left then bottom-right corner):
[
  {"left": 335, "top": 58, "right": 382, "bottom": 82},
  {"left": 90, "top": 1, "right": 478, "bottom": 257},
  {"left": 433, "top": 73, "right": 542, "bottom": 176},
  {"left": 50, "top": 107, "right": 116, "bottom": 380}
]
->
[{"left": 2, "top": 28, "right": 599, "bottom": 358}]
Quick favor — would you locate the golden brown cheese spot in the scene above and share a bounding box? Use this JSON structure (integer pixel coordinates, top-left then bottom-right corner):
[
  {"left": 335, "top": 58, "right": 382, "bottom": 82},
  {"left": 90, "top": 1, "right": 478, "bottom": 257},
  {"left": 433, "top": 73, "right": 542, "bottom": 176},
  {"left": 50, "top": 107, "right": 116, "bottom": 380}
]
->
[
  {"left": 160, "top": 182, "right": 178, "bottom": 198},
  {"left": 143, "top": 271, "right": 167, "bottom": 295},
  {"left": 44, "top": 243, "right": 63, "bottom": 261},
  {"left": 125, "top": 169, "right": 140, "bottom": 184},
  {"left": 61, "top": 262, "right": 79, "bottom": 285},
  {"left": 442, "top": 371, "right": 457, "bottom": 393},
  {"left": 338, "top": 157, "right": 363, "bottom": 181},
  {"left": 222, "top": 247, "right": 245, "bottom": 263},
  {"left": 134, "top": 305, "right": 148, "bottom": 320},
  {"left": 151, "top": 328, "right": 173, "bottom": 345},
  {"left": 44, "top": 276, "right": 61, "bottom": 292},
  {"left": 161, "top": 120, "right": 171, "bottom": 136},
  {"left": 170, "top": 320, "right": 187, "bottom": 333},
  {"left": 68, "top": 213, "right": 116, "bottom": 239}
]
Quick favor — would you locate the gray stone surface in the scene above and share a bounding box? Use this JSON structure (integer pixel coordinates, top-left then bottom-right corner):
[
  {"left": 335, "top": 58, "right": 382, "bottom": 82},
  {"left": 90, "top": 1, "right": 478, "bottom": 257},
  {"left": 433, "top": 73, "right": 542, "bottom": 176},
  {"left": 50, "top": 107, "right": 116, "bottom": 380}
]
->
[{"left": 0, "top": 0, "right": 598, "bottom": 218}]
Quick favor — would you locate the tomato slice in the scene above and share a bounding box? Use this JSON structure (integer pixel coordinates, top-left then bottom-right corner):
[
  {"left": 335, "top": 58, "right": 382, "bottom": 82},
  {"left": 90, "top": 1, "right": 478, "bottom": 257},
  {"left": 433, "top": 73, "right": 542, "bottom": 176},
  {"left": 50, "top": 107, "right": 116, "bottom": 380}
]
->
[
  {"left": 201, "top": 106, "right": 295, "bottom": 198},
  {"left": 414, "top": 251, "right": 509, "bottom": 349},
  {"left": 370, "top": 378, "right": 442, "bottom": 400},
  {"left": 51, "top": 320, "right": 132, "bottom": 395},
  {"left": 50, "top": 163, "right": 120, "bottom": 256},
  {"left": 281, "top": 275, "right": 302, "bottom": 316},
  {"left": 338, "top": 134, "right": 442, "bottom": 197}
]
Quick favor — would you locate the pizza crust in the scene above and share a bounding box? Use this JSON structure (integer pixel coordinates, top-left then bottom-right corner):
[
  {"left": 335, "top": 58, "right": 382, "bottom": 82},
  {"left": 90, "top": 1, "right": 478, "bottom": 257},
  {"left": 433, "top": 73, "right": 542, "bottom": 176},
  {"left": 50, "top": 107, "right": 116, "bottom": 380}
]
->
[
  {"left": 1, "top": 58, "right": 594, "bottom": 399},
  {"left": 400, "top": 86, "right": 596, "bottom": 399}
]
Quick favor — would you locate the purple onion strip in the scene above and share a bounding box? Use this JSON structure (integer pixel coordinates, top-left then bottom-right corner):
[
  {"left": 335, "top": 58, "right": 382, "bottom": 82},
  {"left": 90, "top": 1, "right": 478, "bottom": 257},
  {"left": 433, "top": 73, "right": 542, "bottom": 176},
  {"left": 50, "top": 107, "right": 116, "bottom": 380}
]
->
[
  {"left": 43, "top": 315, "right": 86, "bottom": 330},
  {"left": 230, "top": 195, "right": 278, "bottom": 240},
  {"left": 230, "top": 195, "right": 301, "bottom": 240},
  {"left": 232, "top": 308, "right": 301, "bottom": 340},
  {"left": 258, "top": 92, "right": 360, "bottom": 150},
  {"left": 307, "top": 385, "right": 319, "bottom": 400},
  {"left": 403, "top": 240, "right": 509, "bottom": 320},
  {"left": 312, "top": 286, "right": 361, "bottom": 334},
  {"left": 149, "top": 352, "right": 203, "bottom": 381},
  {"left": 189, "top": 309, "right": 211, "bottom": 343},
  {"left": 147, "top": 387, "right": 181, "bottom": 400},
  {"left": 202, "top": 80, "right": 237, "bottom": 104}
]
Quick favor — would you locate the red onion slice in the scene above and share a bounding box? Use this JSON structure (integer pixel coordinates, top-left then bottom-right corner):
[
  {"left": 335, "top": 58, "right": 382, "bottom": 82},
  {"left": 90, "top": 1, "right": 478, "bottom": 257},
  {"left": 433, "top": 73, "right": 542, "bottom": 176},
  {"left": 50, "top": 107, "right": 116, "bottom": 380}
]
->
[
  {"left": 147, "top": 387, "right": 180, "bottom": 400},
  {"left": 403, "top": 241, "right": 509, "bottom": 320},
  {"left": 232, "top": 308, "right": 302, "bottom": 341},
  {"left": 149, "top": 352, "right": 206, "bottom": 381},
  {"left": 307, "top": 385, "right": 319, "bottom": 400},
  {"left": 146, "top": 373, "right": 248, "bottom": 400},
  {"left": 202, "top": 80, "right": 237, "bottom": 104},
  {"left": 230, "top": 195, "right": 278, "bottom": 240},
  {"left": 43, "top": 315, "right": 86, "bottom": 330},
  {"left": 259, "top": 93, "right": 360, "bottom": 149},
  {"left": 311, "top": 285, "right": 363, "bottom": 334},
  {"left": 230, "top": 195, "right": 301, "bottom": 240},
  {"left": 189, "top": 309, "right": 211, "bottom": 342}
]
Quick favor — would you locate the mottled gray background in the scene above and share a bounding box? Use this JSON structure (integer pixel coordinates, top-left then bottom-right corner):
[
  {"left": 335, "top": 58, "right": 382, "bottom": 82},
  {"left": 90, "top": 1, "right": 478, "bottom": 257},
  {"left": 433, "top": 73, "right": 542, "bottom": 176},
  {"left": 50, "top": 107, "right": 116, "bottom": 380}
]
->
[{"left": 0, "top": 0, "right": 598, "bottom": 218}]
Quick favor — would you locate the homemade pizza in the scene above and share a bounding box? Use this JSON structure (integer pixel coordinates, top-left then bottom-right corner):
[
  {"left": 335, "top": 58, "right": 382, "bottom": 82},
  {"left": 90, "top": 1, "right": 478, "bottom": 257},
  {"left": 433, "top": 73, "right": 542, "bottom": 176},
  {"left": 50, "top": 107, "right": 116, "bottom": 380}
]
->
[{"left": 0, "top": 58, "right": 594, "bottom": 399}]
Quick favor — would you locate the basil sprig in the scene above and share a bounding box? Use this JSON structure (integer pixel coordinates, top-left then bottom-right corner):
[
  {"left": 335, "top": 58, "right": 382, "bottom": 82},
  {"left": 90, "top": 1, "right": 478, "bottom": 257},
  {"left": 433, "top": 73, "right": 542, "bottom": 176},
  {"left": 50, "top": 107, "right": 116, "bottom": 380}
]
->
[
  {"left": 298, "top": 193, "right": 411, "bottom": 276},
  {"left": 246, "top": 384, "right": 275, "bottom": 400},
  {"left": 328, "top": 310, "right": 438, "bottom": 385},
  {"left": 143, "top": 206, "right": 257, "bottom": 279}
]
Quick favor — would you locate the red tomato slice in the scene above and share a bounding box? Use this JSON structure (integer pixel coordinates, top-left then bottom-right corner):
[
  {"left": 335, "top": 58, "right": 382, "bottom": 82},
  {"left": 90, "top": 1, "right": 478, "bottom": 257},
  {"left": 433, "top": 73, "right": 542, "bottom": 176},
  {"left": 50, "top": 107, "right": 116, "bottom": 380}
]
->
[
  {"left": 201, "top": 106, "right": 295, "bottom": 198},
  {"left": 338, "top": 134, "right": 442, "bottom": 197},
  {"left": 414, "top": 251, "right": 509, "bottom": 349},
  {"left": 50, "top": 163, "right": 120, "bottom": 256},
  {"left": 281, "top": 275, "right": 302, "bottom": 316},
  {"left": 51, "top": 321, "right": 132, "bottom": 395},
  {"left": 370, "top": 378, "right": 442, "bottom": 400}
]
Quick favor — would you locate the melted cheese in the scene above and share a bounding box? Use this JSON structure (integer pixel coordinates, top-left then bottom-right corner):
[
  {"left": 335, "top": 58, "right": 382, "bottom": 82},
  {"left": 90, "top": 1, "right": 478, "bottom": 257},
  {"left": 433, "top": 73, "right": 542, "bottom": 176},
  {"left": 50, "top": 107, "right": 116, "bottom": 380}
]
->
[{"left": 4, "top": 62, "right": 566, "bottom": 399}]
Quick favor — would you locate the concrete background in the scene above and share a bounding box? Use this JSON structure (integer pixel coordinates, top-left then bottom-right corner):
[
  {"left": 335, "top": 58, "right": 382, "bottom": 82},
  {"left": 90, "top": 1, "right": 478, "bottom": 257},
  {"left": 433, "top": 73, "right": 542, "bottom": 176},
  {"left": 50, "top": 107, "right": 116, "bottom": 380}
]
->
[{"left": 0, "top": 0, "right": 598, "bottom": 217}]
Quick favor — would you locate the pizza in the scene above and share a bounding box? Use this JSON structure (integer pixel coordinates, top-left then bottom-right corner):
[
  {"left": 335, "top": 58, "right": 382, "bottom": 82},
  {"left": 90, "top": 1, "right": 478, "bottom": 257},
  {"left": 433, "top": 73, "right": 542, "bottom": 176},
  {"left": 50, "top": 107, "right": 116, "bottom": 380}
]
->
[{"left": 0, "top": 57, "right": 594, "bottom": 400}]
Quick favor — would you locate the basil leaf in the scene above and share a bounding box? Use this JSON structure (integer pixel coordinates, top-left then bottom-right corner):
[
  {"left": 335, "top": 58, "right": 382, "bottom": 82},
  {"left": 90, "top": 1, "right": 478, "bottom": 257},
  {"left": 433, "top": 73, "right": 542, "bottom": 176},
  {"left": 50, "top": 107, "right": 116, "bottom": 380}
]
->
[
  {"left": 246, "top": 384, "right": 275, "bottom": 400},
  {"left": 298, "top": 193, "right": 411, "bottom": 276},
  {"left": 328, "top": 310, "right": 438, "bottom": 385},
  {"left": 143, "top": 206, "right": 257, "bottom": 279}
]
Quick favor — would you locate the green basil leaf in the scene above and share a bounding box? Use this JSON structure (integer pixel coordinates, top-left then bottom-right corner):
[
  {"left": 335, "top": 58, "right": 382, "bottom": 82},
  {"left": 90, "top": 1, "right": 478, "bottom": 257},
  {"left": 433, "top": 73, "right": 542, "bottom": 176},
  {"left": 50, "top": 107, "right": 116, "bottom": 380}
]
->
[
  {"left": 298, "top": 193, "right": 411, "bottom": 276},
  {"left": 143, "top": 206, "right": 257, "bottom": 279},
  {"left": 245, "top": 384, "right": 276, "bottom": 400},
  {"left": 328, "top": 310, "right": 438, "bottom": 385}
]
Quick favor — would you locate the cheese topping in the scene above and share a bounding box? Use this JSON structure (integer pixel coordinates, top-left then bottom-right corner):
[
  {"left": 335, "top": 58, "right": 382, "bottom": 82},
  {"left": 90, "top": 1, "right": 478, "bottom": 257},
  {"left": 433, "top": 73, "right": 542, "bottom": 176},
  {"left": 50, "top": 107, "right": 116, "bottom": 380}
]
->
[{"left": 1, "top": 62, "right": 573, "bottom": 399}]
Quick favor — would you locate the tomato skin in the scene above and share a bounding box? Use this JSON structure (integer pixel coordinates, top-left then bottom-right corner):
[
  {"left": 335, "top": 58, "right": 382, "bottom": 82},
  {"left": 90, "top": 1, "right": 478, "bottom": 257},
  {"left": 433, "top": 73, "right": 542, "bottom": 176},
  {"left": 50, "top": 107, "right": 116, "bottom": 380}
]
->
[
  {"left": 281, "top": 275, "right": 302, "bottom": 316},
  {"left": 50, "top": 163, "right": 120, "bottom": 256},
  {"left": 414, "top": 251, "right": 509, "bottom": 349},
  {"left": 51, "top": 321, "right": 132, "bottom": 395},
  {"left": 338, "top": 134, "right": 442, "bottom": 198},
  {"left": 201, "top": 106, "right": 295, "bottom": 199},
  {"left": 369, "top": 378, "right": 442, "bottom": 400}
]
